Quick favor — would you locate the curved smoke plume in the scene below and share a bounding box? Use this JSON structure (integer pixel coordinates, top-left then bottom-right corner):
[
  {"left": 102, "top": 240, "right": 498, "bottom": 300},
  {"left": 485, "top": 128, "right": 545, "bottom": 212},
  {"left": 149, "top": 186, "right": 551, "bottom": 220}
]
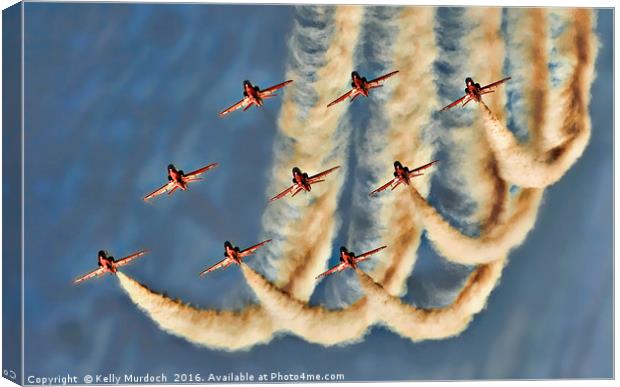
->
[
  {"left": 117, "top": 272, "right": 274, "bottom": 351},
  {"left": 365, "top": 7, "right": 439, "bottom": 296},
  {"left": 260, "top": 5, "right": 364, "bottom": 301},
  {"left": 479, "top": 9, "right": 598, "bottom": 188}
]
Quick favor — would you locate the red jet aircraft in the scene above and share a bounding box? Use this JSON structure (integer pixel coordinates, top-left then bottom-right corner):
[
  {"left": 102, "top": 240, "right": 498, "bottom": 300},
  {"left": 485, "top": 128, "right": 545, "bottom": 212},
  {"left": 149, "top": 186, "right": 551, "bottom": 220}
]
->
[
  {"left": 370, "top": 160, "right": 439, "bottom": 196},
  {"left": 73, "top": 249, "right": 149, "bottom": 284},
  {"left": 327, "top": 70, "right": 399, "bottom": 108},
  {"left": 219, "top": 79, "right": 293, "bottom": 116},
  {"left": 143, "top": 162, "right": 218, "bottom": 201},
  {"left": 270, "top": 166, "right": 341, "bottom": 202},
  {"left": 316, "top": 245, "right": 388, "bottom": 279},
  {"left": 199, "top": 239, "right": 272, "bottom": 276},
  {"left": 440, "top": 76, "right": 511, "bottom": 112}
]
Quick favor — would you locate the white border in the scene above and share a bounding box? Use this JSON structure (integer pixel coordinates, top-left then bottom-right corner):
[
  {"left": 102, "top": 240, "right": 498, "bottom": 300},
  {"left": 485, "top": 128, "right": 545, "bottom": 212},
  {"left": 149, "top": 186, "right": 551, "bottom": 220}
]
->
[{"left": 0, "top": 2, "right": 615, "bottom": 387}]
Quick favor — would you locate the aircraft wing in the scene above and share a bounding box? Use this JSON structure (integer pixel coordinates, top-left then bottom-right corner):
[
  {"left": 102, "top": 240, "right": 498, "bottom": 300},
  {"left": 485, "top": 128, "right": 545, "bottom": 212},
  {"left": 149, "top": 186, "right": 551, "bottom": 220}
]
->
[
  {"left": 440, "top": 95, "right": 468, "bottom": 112},
  {"left": 115, "top": 249, "right": 149, "bottom": 268},
  {"left": 185, "top": 162, "right": 219, "bottom": 178},
  {"left": 367, "top": 70, "right": 399, "bottom": 87},
  {"left": 326, "top": 90, "right": 353, "bottom": 108},
  {"left": 259, "top": 79, "right": 293, "bottom": 95},
  {"left": 73, "top": 267, "right": 107, "bottom": 285},
  {"left": 480, "top": 76, "right": 511, "bottom": 91},
  {"left": 354, "top": 245, "right": 388, "bottom": 263},
  {"left": 144, "top": 181, "right": 174, "bottom": 201},
  {"left": 315, "top": 262, "right": 347, "bottom": 279},
  {"left": 219, "top": 97, "right": 249, "bottom": 117},
  {"left": 369, "top": 177, "right": 397, "bottom": 196},
  {"left": 390, "top": 180, "right": 404, "bottom": 191},
  {"left": 199, "top": 258, "right": 233, "bottom": 277},
  {"left": 239, "top": 239, "right": 272, "bottom": 257},
  {"left": 409, "top": 160, "right": 439, "bottom": 174},
  {"left": 308, "top": 165, "right": 341, "bottom": 183},
  {"left": 291, "top": 186, "right": 305, "bottom": 197},
  {"left": 270, "top": 184, "right": 296, "bottom": 202},
  {"left": 167, "top": 186, "right": 179, "bottom": 196}
]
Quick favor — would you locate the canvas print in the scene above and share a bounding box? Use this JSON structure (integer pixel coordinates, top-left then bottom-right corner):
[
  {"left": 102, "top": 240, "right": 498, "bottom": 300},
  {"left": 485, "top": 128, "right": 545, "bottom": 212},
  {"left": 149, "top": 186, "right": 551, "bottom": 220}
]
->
[{"left": 2, "top": 2, "right": 613, "bottom": 384}]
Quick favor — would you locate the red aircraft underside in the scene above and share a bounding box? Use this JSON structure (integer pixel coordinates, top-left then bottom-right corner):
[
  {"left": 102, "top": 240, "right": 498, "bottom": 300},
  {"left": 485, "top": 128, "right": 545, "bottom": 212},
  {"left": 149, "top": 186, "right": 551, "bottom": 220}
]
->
[
  {"left": 327, "top": 70, "right": 399, "bottom": 108},
  {"left": 143, "top": 162, "right": 218, "bottom": 201},
  {"left": 316, "top": 245, "right": 388, "bottom": 279},
  {"left": 199, "top": 239, "right": 272, "bottom": 276},
  {"left": 219, "top": 79, "right": 293, "bottom": 116},
  {"left": 73, "top": 249, "right": 149, "bottom": 284},
  {"left": 440, "top": 76, "right": 511, "bottom": 112},
  {"left": 370, "top": 160, "right": 439, "bottom": 196},
  {"left": 270, "top": 165, "right": 341, "bottom": 202}
]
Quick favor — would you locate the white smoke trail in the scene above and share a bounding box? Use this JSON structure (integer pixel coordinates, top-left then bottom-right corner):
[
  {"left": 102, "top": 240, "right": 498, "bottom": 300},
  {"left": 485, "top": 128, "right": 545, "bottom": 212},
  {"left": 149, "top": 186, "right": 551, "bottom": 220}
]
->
[
  {"left": 357, "top": 258, "right": 506, "bottom": 341},
  {"left": 479, "top": 9, "right": 598, "bottom": 188},
  {"left": 503, "top": 8, "right": 550, "bottom": 143},
  {"left": 241, "top": 264, "right": 372, "bottom": 346},
  {"left": 260, "top": 6, "right": 364, "bottom": 302},
  {"left": 408, "top": 185, "right": 542, "bottom": 264},
  {"left": 364, "top": 7, "right": 439, "bottom": 296},
  {"left": 241, "top": 257, "right": 505, "bottom": 345},
  {"left": 443, "top": 7, "right": 509, "bottom": 232},
  {"left": 117, "top": 273, "right": 275, "bottom": 351},
  {"left": 322, "top": 6, "right": 401, "bottom": 308}
]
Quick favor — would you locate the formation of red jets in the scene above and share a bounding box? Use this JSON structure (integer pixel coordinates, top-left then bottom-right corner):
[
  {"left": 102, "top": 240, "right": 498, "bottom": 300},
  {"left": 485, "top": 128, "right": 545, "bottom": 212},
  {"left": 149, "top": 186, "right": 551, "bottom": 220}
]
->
[{"left": 74, "top": 73, "right": 510, "bottom": 284}]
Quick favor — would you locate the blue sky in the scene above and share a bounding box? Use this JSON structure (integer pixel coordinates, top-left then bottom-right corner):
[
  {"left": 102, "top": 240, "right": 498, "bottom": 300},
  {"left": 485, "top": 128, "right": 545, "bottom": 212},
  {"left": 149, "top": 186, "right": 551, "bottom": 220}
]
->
[{"left": 16, "top": 4, "right": 613, "bottom": 381}]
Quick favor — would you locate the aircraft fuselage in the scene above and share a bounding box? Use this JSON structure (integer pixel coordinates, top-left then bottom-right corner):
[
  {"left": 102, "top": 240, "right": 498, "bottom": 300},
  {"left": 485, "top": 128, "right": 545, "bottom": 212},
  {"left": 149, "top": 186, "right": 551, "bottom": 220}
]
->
[
  {"left": 465, "top": 78, "right": 483, "bottom": 101},
  {"left": 339, "top": 250, "right": 357, "bottom": 268},
  {"left": 394, "top": 165, "right": 411, "bottom": 185},
  {"left": 293, "top": 170, "right": 312, "bottom": 191},
  {"left": 97, "top": 253, "right": 117, "bottom": 273},
  {"left": 168, "top": 166, "right": 189, "bottom": 190},
  {"left": 224, "top": 243, "right": 242, "bottom": 264},
  {"left": 352, "top": 73, "right": 369, "bottom": 96},
  {"left": 243, "top": 81, "right": 263, "bottom": 106}
]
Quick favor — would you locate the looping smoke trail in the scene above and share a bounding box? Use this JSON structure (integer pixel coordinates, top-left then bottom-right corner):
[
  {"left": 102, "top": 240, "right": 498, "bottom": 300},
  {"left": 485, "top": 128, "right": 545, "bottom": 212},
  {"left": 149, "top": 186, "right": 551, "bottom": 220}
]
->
[
  {"left": 524, "top": 9, "right": 551, "bottom": 150},
  {"left": 480, "top": 100, "right": 588, "bottom": 189},
  {"left": 241, "top": 265, "right": 372, "bottom": 345},
  {"left": 356, "top": 258, "right": 506, "bottom": 341},
  {"left": 260, "top": 6, "right": 364, "bottom": 302},
  {"left": 479, "top": 9, "right": 598, "bottom": 188},
  {"left": 366, "top": 7, "right": 439, "bottom": 296},
  {"left": 326, "top": 6, "right": 401, "bottom": 308},
  {"left": 444, "top": 7, "right": 509, "bottom": 232},
  {"left": 503, "top": 8, "right": 550, "bottom": 144},
  {"left": 408, "top": 185, "right": 542, "bottom": 264},
  {"left": 241, "top": 258, "right": 505, "bottom": 345},
  {"left": 117, "top": 273, "right": 274, "bottom": 351}
]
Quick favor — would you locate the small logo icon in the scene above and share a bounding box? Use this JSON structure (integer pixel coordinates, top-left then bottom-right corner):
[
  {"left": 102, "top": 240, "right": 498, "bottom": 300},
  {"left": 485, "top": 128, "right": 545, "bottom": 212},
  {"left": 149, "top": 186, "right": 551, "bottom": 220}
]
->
[
  {"left": 3, "top": 370, "right": 16, "bottom": 380},
  {"left": 83, "top": 374, "right": 93, "bottom": 384}
]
